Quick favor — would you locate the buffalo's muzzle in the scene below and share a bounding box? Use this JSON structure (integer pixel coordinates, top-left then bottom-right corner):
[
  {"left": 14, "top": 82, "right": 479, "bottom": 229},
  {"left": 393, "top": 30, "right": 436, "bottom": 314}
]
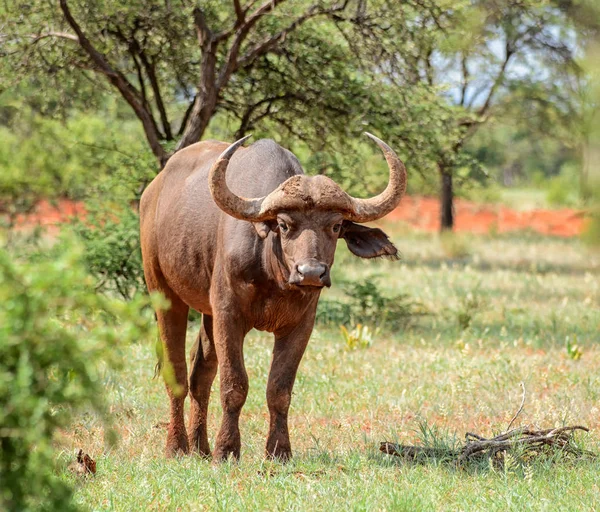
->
[{"left": 289, "top": 260, "right": 331, "bottom": 288}]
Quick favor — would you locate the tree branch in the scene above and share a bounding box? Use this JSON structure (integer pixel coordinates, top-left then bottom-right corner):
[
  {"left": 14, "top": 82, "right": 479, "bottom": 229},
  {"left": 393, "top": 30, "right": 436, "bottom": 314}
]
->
[
  {"left": 192, "top": 7, "right": 213, "bottom": 48},
  {"left": 477, "top": 40, "right": 514, "bottom": 117},
  {"left": 215, "top": 0, "right": 289, "bottom": 89},
  {"left": 178, "top": 96, "right": 197, "bottom": 137},
  {"left": 26, "top": 31, "right": 79, "bottom": 43},
  {"left": 140, "top": 56, "right": 173, "bottom": 140},
  {"left": 233, "top": 0, "right": 245, "bottom": 26},
  {"left": 459, "top": 52, "right": 469, "bottom": 107},
  {"left": 58, "top": 0, "right": 167, "bottom": 164},
  {"left": 235, "top": 1, "right": 350, "bottom": 73},
  {"left": 131, "top": 52, "right": 149, "bottom": 109}
]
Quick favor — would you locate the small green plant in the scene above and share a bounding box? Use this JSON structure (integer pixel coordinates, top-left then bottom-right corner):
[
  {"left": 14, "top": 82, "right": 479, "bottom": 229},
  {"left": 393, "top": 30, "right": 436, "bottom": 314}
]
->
[
  {"left": 455, "top": 287, "right": 484, "bottom": 331},
  {"left": 566, "top": 335, "right": 583, "bottom": 360},
  {"left": 340, "top": 323, "right": 375, "bottom": 350},
  {"left": 316, "top": 277, "right": 427, "bottom": 332},
  {"left": 581, "top": 210, "right": 600, "bottom": 249},
  {"left": 440, "top": 232, "right": 471, "bottom": 259}
]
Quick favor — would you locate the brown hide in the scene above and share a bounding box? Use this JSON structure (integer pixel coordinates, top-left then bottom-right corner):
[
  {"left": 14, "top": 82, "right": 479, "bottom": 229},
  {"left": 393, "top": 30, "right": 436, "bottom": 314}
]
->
[{"left": 140, "top": 137, "right": 404, "bottom": 460}]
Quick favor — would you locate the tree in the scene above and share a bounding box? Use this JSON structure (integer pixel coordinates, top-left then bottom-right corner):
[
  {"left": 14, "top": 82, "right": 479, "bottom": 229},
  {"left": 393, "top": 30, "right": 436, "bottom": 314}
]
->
[
  {"left": 3, "top": 0, "right": 364, "bottom": 168},
  {"left": 340, "top": 0, "right": 580, "bottom": 230}
]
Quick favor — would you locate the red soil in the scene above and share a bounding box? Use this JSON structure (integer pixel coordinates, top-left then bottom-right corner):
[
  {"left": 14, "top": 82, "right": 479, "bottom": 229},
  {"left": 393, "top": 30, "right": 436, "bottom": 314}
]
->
[
  {"left": 10, "top": 199, "right": 87, "bottom": 235},
  {"left": 387, "top": 196, "right": 587, "bottom": 237},
  {"left": 11, "top": 196, "right": 587, "bottom": 237}
]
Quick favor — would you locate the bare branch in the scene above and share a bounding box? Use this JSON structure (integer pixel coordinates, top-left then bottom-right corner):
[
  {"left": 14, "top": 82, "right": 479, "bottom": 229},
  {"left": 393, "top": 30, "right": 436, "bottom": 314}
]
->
[
  {"left": 215, "top": 0, "right": 289, "bottom": 88},
  {"left": 140, "top": 55, "right": 173, "bottom": 140},
  {"left": 178, "top": 96, "right": 197, "bottom": 137},
  {"left": 477, "top": 40, "right": 514, "bottom": 117},
  {"left": 459, "top": 53, "right": 469, "bottom": 107},
  {"left": 131, "top": 52, "right": 148, "bottom": 108}
]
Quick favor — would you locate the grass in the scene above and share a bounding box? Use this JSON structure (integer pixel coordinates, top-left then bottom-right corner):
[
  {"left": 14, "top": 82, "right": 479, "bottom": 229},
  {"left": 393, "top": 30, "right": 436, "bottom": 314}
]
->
[{"left": 59, "top": 229, "right": 600, "bottom": 511}]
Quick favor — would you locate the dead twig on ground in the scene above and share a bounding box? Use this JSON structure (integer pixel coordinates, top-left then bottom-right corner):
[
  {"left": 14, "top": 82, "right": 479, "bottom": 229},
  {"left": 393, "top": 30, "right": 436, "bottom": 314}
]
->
[{"left": 380, "top": 383, "right": 594, "bottom": 465}]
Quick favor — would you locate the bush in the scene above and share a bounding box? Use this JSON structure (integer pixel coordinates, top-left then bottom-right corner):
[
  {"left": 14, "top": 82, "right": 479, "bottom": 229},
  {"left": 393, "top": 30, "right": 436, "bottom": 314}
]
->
[
  {"left": 317, "top": 278, "right": 427, "bottom": 332},
  {"left": 546, "top": 162, "right": 580, "bottom": 207},
  {"left": 0, "top": 239, "right": 159, "bottom": 511},
  {"left": 72, "top": 206, "right": 145, "bottom": 300},
  {"left": 440, "top": 232, "right": 471, "bottom": 259},
  {"left": 70, "top": 152, "right": 156, "bottom": 300}
]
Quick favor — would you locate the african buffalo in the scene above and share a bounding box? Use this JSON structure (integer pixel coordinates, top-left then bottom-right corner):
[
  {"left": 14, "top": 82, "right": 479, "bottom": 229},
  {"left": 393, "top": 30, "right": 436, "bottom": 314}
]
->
[{"left": 140, "top": 133, "right": 406, "bottom": 460}]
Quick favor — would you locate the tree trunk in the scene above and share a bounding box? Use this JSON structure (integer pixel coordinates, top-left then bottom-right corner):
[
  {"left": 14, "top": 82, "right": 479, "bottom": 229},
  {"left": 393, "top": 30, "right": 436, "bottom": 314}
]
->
[
  {"left": 175, "top": 91, "right": 217, "bottom": 151},
  {"left": 439, "top": 166, "right": 454, "bottom": 231}
]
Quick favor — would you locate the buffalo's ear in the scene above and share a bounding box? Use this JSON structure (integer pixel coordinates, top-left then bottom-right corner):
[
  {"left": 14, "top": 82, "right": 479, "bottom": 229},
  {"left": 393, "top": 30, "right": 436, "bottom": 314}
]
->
[
  {"left": 339, "top": 221, "right": 399, "bottom": 259},
  {"left": 253, "top": 220, "right": 277, "bottom": 239}
]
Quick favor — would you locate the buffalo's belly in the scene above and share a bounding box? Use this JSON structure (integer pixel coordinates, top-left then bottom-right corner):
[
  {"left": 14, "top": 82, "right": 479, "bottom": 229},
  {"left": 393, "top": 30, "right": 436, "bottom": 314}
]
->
[{"left": 157, "top": 241, "right": 214, "bottom": 314}]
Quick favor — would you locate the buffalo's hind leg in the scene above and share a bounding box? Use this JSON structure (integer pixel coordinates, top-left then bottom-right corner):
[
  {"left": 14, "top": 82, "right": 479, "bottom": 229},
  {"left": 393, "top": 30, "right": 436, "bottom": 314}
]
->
[
  {"left": 145, "top": 264, "right": 191, "bottom": 457},
  {"left": 155, "top": 295, "right": 190, "bottom": 457},
  {"left": 188, "top": 314, "right": 218, "bottom": 457}
]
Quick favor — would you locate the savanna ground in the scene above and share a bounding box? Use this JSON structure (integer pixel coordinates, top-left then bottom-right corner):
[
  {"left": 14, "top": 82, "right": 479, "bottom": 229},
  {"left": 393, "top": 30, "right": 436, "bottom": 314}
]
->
[{"left": 58, "top": 224, "right": 600, "bottom": 511}]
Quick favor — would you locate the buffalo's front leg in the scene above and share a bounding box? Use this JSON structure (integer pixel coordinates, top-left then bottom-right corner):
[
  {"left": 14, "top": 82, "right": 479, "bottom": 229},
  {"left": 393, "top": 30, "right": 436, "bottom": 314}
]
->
[
  {"left": 266, "top": 317, "right": 314, "bottom": 460},
  {"left": 212, "top": 313, "right": 249, "bottom": 461},
  {"left": 188, "top": 314, "right": 218, "bottom": 457}
]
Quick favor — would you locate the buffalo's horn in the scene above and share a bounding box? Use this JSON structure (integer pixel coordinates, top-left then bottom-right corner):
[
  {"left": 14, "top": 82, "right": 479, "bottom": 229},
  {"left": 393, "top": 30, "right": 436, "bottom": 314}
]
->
[
  {"left": 208, "top": 135, "right": 271, "bottom": 221},
  {"left": 344, "top": 132, "right": 407, "bottom": 223}
]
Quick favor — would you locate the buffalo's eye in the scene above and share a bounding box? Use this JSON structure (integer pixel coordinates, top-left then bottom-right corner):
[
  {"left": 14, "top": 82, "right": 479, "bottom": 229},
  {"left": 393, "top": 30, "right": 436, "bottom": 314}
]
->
[
  {"left": 278, "top": 221, "right": 289, "bottom": 233},
  {"left": 332, "top": 223, "right": 342, "bottom": 234}
]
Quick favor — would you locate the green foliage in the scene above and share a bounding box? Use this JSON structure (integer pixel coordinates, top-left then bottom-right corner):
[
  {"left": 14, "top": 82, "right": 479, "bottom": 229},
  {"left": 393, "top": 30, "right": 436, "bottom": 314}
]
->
[
  {"left": 72, "top": 206, "right": 145, "bottom": 300},
  {"left": 69, "top": 148, "right": 155, "bottom": 299},
  {"left": 0, "top": 238, "right": 161, "bottom": 511},
  {"left": 454, "top": 285, "right": 484, "bottom": 331},
  {"left": 582, "top": 212, "right": 600, "bottom": 248},
  {"left": 546, "top": 163, "right": 581, "bottom": 207},
  {"left": 317, "top": 278, "right": 427, "bottom": 332},
  {"left": 0, "top": 93, "right": 150, "bottom": 213},
  {"left": 440, "top": 232, "right": 472, "bottom": 259},
  {"left": 415, "top": 420, "right": 461, "bottom": 463}
]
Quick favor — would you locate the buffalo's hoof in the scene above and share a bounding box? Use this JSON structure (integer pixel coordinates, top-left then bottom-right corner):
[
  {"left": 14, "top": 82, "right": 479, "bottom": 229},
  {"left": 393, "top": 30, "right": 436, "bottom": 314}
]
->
[
  {"left": 266, "top": 446, "right": 292, "bottom": 462},
  {"left": 165, "top": 431, "right": 190, "bottom": 457},
  {"left": 188, "top": 432, "right": 212, "bottom": 458},
  {"left": 212, "top": 444, "right": 241, "bottom": 463}
]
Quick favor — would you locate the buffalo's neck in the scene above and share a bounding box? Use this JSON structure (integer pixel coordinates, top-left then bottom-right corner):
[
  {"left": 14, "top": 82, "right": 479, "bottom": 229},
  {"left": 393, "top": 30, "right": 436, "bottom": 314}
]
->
[
  {"left": 245, "top": 233, "right": 320, "bottom": 334},
  {"left": 261, "top": 232, "right": 290, "bottom": 290}
]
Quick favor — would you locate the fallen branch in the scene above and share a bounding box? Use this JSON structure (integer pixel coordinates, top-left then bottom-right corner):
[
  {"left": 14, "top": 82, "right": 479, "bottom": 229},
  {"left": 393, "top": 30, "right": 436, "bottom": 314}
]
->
[
  {"left": 381, "top": 383, "right": 594, "bottom": 465},
  {"left": 381, "top": 425, "right": 592, "bottom": 465}
]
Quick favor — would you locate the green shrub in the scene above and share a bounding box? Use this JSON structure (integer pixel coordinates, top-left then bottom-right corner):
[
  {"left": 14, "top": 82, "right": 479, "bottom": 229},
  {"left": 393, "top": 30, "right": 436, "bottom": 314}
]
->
[
  {"left": 582, "top": 211, "right": 600, "bottom": 248},
  {"left": 546, "top": 176, "right": 572, "bottom": 206},
  {"left": 317, "top": 278, "right": 427, "bottom": 332},
  {"left": 0, "top": 239, "right": 160, "bottom": 511},
  {"left": 546, "top": 163, "right": 580, "bottom": 207},
  {"left": 70, "top": 152, "right": 156, "bottom": 300},
  {"left": 440, "top": 232, "right": 471, "bottom": 259},
  {"left": 72, "top": 205, "right": 145, "bottom": 300},
  {"left": 340, "top": 324, "right": 375, "bottom": 350}
]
